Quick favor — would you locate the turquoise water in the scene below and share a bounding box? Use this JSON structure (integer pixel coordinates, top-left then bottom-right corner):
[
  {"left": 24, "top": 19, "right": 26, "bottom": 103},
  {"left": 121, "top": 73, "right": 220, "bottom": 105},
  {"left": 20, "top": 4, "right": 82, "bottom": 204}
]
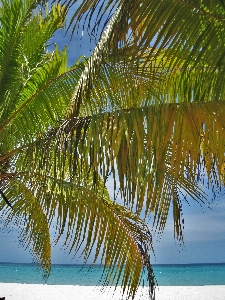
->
[{"left": 0, "top": 263, "right": 225, "bottom": 286}]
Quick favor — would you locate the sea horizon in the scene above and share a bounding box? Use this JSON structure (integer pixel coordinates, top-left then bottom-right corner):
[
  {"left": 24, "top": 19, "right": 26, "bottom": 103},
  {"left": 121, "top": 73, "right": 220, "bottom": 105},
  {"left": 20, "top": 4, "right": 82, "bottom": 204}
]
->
[
  {"left": 1, "top": 261, "right": 225, "bottom": 266},
  {"left": 1, "top": 262, "right": 225, "bottom": 286}
]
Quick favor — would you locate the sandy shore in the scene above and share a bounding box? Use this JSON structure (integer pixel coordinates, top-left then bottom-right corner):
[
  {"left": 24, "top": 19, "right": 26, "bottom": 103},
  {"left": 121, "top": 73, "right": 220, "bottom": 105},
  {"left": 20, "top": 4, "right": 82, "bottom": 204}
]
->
[{"left": 0, "top": 283, "right": 225, "bottom": 300}]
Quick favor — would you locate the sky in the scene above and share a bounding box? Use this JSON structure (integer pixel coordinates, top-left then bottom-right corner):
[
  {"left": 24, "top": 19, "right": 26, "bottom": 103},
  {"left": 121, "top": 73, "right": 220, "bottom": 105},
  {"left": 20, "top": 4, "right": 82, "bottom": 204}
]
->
[{"left": 0, "top": 2, "right": 225, "bottom": 266}]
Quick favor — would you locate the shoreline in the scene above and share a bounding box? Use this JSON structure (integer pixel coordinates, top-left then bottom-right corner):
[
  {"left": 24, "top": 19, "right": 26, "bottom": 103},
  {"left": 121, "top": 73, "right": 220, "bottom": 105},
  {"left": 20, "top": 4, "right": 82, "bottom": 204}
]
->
[{"left": 1, "top": 283, "right": 225, "bottom": 300}]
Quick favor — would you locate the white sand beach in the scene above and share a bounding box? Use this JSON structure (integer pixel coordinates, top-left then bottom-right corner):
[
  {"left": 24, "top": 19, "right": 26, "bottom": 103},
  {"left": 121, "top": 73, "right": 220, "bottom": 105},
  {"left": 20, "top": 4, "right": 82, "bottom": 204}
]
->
[{"left": 0, "top": 284, "right": 225, "bottom": 300}]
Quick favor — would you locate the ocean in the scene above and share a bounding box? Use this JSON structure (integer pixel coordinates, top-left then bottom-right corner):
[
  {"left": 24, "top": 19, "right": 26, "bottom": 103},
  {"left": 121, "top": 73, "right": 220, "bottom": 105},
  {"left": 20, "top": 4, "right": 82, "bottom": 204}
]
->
[{"left": 0, "top": 263, "right": 225, "bottom": 286}]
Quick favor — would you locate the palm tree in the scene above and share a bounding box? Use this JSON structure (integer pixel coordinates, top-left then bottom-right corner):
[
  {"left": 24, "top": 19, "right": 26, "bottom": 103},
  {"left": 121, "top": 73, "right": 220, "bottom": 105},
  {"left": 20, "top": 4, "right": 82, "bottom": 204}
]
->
[
  {"left": 0, "top": 1, "right": 155, "bottom": 298},
  {"left": 1, "top": 0, "right": 225, "bottom": 299}
]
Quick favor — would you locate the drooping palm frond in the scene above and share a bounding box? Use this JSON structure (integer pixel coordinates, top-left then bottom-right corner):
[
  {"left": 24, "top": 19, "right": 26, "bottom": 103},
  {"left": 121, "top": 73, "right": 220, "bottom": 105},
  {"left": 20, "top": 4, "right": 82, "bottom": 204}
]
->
[
  {"left": 38, "top": 103, "right": 223, "bottom": 233},
  {"left": 0, "top": 165, "right": 155, "bottom": 297},
  {"left": 0, "top": 179, "right": 52, "bottom": 273}
]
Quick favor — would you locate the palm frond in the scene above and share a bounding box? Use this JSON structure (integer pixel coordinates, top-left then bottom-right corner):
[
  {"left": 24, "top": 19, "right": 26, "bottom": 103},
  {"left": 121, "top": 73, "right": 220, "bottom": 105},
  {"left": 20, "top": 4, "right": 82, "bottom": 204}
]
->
[
  {"left": 21, "top": 98, "right": 225, "bottom": 242},
  {"left": 0, "top": 0, "right": 67, "bottom": 132},
  {"left": 65, "top": 4, "right": 124, "bottom": 119},
  {"left": 0, "top": 54, "right": 84, "bottom": 154},
  {"left": 51, "top": 0, "right": 225, "bottom": 109},
  {"left": 0, "top": 171, "right": 155, "bottom": 298},
  {"left": 76, "top": 0, "right": 225, "bottom": 62},
  {"left": 0, "top": 179, "right": 52, "bottom": 273}
]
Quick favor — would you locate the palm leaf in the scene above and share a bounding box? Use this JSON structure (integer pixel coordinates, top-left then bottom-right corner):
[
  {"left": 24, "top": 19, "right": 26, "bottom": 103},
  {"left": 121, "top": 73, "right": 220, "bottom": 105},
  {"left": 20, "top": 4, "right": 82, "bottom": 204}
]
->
[
  {"left": 0, "top": 169, "right": 155, "bottom": 297},
  {"left": 0, "top": 0, "right": 68, "bottom": 136},
  {"left": 0, "top": 179, "right": 52, "bottom": 273},
  {"left": 22, "top": 100, "right": 224, "bottom": 235}
]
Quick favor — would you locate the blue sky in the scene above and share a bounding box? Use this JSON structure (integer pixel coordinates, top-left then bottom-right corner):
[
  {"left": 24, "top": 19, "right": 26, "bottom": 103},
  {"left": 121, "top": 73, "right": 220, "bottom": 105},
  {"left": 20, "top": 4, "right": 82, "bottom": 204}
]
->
[{"left": 0, "top": 4, "right": 225, "bottom": 265}]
